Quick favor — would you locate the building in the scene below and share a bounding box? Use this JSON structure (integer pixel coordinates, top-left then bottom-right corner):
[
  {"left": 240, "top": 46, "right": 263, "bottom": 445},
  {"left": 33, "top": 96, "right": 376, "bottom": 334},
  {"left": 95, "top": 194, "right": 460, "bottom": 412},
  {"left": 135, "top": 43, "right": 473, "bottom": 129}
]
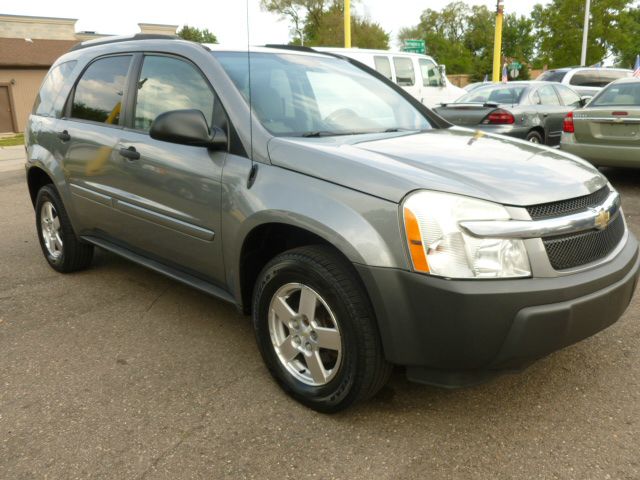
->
[{"left": 0, "top": 14, "right": 178, "bottom": 133}]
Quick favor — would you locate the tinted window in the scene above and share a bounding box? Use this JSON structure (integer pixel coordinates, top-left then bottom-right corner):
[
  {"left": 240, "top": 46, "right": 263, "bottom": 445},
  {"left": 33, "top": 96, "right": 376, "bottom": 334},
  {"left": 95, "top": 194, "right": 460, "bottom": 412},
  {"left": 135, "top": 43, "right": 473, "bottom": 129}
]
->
[
  {"left": 71, "top": 56, "right": 131, "bottom": 124},
  {"left": 599, "top": 70, "right": 632, "bottom": 85},
  {"left": 419, "top": 58, "right": 442, "bottom": 87},
  {"left": 537, "top": 70, "right": 567, "bottom": 82},
  {"left": 457, "top": 85, "right": 526, "bottom": 104},
  {"left": 214, "top": 52, "right": 431, "bottom": 136},
  {"left": 538, "top": 85, "right": 561, "bottom": 105},
  {"left": 393, "top": 57, "right": 415, "bottom": 86},
  {"left": 555, "top": 85, "right": 582, "bottom": 107},
  {"left": 33, "top": 61, "right": 77, "bottom": 117},
  {"left": 134, "top": 55, "right": 214, "bottom": 131},
  {"left": 591, "top": 82, "right": 640, "bottom": 107},
  {"left": 570, "top": 70, "right": 602, "bottom": 87},
  {"left": 374, "top": 56, "right": 392, "bottom": 81}
]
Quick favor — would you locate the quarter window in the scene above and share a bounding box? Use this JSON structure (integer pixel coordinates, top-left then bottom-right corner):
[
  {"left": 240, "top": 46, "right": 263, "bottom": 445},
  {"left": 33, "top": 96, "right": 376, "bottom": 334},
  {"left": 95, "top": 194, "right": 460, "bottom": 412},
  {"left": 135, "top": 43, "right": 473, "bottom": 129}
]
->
[
  {"left": 71, "top": 56, "right": 131, "bottom": 125},
  {"left": 134, "top": 55, "right": 214, "bottom": 131},
  {"left": 374, "top": 56, "right": 393, "bottom": 81},
  {"left": 33, "top": 61, "right": 77, "bottom": 117},
  {"left": 393, "top": 57, "right": 415, "bottom": 86}
]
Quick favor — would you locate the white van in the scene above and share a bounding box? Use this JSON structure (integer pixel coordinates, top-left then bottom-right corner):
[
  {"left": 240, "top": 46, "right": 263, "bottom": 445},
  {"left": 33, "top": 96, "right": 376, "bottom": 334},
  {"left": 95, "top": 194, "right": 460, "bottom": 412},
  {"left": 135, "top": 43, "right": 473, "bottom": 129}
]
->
[{"left": 316, "top": 48, "right": 466, "bottom": 107}]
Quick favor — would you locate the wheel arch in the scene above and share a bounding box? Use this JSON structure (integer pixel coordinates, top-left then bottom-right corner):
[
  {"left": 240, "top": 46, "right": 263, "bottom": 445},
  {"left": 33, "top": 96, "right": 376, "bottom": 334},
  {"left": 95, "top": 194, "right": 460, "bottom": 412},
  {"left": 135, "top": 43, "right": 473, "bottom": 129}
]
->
[{"left": 27, "top": 166, "right": 55, "bottom": 207}]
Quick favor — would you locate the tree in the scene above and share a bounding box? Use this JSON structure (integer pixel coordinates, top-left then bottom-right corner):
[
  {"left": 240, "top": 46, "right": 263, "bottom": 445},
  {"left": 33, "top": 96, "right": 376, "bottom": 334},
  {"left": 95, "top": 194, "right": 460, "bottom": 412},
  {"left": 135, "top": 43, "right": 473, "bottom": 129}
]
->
[
  {"left": 612, "top": 5, "right": 640, "bottom": 67},
  {"left": 532, "top": 0, "right": 632, "bottom": 68},
  {"left": 177, "top": 25, "right": 218, "bottom": 44},
  {"left": 261, "top": 0, "right": 389, "bottom": 49}
]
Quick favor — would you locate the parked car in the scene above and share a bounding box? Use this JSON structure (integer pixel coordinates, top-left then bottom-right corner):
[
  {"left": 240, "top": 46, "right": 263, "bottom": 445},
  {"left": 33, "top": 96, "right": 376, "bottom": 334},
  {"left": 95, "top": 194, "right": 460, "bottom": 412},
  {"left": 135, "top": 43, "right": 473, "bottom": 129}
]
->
[
  {"left": 433, "top": 81, "right": 587, "bottom": 146},
  {"left": 315, "top": 47, "right": 465, "bottom": 107},
  {"left": 561, "top": 77, "right": 640, "bottom": 167},
  {"left": 26, "top": 36, "right": 639, "bottom": 412},
  {"left": 537, "top": 67, "right": 633, "bottom": 97},
  {"left": 464, "top": 81, "right": 491, "bottom": 92}
]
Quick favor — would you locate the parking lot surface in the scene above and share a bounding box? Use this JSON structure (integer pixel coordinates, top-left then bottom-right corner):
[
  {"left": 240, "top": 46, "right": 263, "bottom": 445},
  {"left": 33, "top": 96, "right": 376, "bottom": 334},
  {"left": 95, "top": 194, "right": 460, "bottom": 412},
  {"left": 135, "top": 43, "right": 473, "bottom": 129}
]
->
[{"left": 1, "top": 145, "right": 640, "bottom": 479}]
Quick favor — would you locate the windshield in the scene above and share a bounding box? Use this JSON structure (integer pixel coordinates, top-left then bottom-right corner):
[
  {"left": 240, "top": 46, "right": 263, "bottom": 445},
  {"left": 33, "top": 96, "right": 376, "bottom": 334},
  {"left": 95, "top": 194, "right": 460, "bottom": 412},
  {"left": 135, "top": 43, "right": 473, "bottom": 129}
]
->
[
  {"left": 591, "top": 82, "right": 640, "bottom": 107},
  {"left": 213, "top": 52, "right": 431, "bottom": 137},
  {"left": 537, "top": 70, "right": 568, "bottom": 83},
  {"left": 455, "top": 85, "right": 527, "bottom": 104}
]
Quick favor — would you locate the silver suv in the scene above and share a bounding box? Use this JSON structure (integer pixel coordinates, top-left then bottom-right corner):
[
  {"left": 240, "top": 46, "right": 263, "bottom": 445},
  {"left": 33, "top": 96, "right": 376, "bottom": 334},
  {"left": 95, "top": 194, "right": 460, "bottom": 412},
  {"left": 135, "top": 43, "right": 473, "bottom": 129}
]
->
[{"left": 25, "top": 36, "right": 639, "bottom": 412}]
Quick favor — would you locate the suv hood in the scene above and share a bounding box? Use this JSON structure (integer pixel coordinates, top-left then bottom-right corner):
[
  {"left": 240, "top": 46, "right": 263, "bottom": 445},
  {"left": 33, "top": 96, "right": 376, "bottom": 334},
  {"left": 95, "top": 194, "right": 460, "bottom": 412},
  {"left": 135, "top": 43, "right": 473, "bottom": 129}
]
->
[{"left": 267, "top": 127, "right": 607, "bottom": 206}]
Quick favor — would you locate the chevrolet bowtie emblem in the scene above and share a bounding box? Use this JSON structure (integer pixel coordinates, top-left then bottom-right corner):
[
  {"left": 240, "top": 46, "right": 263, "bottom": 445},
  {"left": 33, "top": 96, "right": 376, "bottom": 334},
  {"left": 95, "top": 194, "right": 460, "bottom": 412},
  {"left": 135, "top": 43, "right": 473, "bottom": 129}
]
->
[{"left": 594, "top": 208, "right": 611, "bottom": 230}]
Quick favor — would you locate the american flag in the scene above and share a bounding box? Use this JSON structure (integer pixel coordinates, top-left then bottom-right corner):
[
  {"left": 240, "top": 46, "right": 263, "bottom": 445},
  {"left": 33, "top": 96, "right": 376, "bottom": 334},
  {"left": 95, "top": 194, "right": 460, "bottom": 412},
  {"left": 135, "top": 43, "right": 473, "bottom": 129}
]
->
[
  {"left": 634, "top": 55, "right": 640, "bottom": 78},
  {"left": 502, "top": 64, "right": 508, "bottom": 83}
]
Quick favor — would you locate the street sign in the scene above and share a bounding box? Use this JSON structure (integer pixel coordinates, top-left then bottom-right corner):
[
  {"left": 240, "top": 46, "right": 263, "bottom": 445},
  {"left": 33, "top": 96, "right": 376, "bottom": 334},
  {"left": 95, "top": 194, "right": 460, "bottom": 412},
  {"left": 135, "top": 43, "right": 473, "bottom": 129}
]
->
[
  {"left": 403, "top": 39, "right": 426, "bottom": 55},
  {"left": 508, "top": 61, "right": 522, "bottom": 78}
]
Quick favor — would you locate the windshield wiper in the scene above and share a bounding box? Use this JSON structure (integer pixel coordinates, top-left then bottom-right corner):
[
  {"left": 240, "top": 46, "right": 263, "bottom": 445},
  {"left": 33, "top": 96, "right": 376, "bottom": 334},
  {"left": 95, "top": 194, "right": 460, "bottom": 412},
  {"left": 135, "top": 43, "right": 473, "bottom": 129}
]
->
[{"left": 300, "top": 130, "right": 373, "bottom": 138}]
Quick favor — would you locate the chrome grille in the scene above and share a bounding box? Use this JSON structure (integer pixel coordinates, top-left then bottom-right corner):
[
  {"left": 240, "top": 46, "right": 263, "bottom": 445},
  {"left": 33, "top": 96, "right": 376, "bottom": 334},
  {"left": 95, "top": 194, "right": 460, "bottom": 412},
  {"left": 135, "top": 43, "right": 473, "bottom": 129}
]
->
[
  {"left": 543, "top": 213, "right": 625, "bottom": 270},
  {"left": 527, "top": 186, "right": 610, "bottom": 219}
]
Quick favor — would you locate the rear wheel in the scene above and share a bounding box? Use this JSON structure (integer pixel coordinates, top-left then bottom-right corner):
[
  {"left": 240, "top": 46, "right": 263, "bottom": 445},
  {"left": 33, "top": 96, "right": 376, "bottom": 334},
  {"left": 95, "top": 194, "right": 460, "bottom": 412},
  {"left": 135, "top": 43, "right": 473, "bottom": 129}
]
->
[
  {"left": 252, "top": 245, "right": 391, "bottom": 413},
  {"left": 526, "top": 130, "right": 544, "bottom": 144},
  {"left": 35, "top": 185, "right": 93, "bottom": 273}
]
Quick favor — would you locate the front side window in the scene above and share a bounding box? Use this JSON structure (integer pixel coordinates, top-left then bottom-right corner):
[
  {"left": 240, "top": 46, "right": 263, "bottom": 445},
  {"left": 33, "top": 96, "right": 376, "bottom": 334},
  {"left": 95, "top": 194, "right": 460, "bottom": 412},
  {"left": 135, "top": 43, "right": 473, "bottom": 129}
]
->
[
  {"left": 393, "top": 57, "right": 415, "bottom": 86},
  {"left": 134, "top": 55, "right": 214, "bottom": 131},
  {"left": 591, "top": 82, "right": 640, "bottom": 107},
  {"left": 555, "top": 85, "right": 582, "bottom": 107},
  {"left": 419, "top": 58, "right": 442, "bottom": 87},
  {"left": 214, "top": 52, "right": 431, "bottom": 136},
  {"left": 374, "top": 56, "right": 392, "bottom": 81},
  {"left": 33, "top": 60, "right": 77, "bottom": 117},
  {"left": 71, "top": 56, "right": 131, "bottom": 125},
  {"left": 537, "top": 85, "right": 561, "bottom": 105}
]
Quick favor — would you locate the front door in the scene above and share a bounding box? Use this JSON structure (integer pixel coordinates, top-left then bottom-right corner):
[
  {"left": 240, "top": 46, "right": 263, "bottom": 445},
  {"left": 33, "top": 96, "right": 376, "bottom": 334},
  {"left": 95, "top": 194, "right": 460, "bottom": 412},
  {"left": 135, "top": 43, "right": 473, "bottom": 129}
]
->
[
  {"left": 0, "top": 86, "right": 15, "bottom": 133},
  {"left": 109, "top": 54, "right": 225, "bottom": 284}
]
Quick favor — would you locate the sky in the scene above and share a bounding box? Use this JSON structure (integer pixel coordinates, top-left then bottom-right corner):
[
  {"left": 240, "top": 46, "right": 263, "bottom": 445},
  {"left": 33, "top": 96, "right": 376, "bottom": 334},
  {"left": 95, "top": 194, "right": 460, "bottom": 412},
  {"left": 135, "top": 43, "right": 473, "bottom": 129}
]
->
[{"left": 2, "top": 0, "right": 548, "bottom": 47}]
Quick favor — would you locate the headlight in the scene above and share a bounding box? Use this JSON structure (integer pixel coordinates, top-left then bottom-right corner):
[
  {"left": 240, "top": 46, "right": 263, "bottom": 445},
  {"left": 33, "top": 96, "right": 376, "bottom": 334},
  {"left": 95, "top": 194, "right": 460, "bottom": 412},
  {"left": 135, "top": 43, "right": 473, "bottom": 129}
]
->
[{"left": 402, "top": 191, "right": 531, "bottom": 279}]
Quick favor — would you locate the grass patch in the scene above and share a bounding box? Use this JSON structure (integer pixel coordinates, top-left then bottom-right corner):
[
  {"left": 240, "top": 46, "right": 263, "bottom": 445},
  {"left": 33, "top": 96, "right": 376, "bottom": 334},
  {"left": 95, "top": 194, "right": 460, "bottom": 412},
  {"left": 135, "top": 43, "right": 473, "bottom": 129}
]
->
[{"left": 0, "top": 134, "right": 25, "bottom": 147}]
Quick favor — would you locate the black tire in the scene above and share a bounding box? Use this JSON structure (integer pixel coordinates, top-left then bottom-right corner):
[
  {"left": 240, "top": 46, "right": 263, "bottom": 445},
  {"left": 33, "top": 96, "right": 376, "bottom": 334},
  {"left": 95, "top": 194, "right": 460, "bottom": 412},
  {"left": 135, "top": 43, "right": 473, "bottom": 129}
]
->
[
  {"left": 526, "top": 130, "right": 544, "bottom": 144},
  {"left": 252, "top": 245, "right": 392, "bottom": 413},
  {"left": 35, "top": 184, "right": 93, "bottom": 273}
]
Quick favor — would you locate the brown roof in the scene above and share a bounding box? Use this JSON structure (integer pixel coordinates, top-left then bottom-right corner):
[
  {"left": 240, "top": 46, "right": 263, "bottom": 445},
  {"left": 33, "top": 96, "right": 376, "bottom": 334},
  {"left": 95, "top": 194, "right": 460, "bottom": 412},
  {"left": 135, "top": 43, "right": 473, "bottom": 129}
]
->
[{"left": 0, "top": 38, "right": 78, "bottom": 68}]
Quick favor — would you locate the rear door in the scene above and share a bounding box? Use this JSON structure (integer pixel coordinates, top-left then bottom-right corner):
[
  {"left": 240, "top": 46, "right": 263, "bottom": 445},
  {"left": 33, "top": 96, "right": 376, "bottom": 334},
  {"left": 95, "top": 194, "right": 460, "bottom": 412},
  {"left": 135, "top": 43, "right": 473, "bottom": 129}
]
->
[
  {"left": 59, "top": 54, "right": 134, "bottom": 235},
  {"left": 112, "top": 53, "right": 226, "bottom": 283},
  {"left": 573, "top": 82, "right": 640, "bottom": 147}
]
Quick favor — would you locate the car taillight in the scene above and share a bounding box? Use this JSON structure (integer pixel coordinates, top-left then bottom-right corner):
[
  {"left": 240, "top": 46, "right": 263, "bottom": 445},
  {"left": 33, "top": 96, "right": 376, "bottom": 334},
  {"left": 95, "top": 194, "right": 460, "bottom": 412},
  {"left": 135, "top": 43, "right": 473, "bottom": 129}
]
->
[
  {"left": 482, "top": 109, "right": 515, "bottom": 125},
  {"left": 563, "top": 111, "right": 575, "bottom": 133}
]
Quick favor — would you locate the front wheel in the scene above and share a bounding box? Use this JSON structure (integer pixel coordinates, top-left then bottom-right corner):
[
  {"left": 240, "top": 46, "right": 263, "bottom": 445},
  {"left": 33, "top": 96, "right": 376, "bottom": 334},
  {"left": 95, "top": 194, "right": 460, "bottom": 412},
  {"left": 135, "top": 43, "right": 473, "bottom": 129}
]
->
[{"left": 252, "top": 245, "right": 391, "bottom": 413}]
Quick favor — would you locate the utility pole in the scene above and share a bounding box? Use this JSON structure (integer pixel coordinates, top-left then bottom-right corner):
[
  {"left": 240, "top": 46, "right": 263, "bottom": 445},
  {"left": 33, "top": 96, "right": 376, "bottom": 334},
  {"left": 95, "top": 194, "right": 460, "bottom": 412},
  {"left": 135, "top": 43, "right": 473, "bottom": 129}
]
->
[
  {"left": 344, "top": 0, "right": 351, "bottom": 48},
  {"left": 492, "top": 0, "right": 504, "bottom": 82},
  {"left": 580, "top": 0, "right": 591, "bottom": 66}
]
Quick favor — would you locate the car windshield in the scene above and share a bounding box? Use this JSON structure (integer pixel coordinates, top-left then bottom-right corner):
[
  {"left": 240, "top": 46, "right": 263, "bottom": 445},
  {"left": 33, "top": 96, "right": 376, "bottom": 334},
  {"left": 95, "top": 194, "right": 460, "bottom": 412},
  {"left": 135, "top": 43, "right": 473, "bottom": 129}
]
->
[
  {"left": 537, "top": 70, "right": 568, "bottom": 83},
  {"left": 590, "top": 82, "right": 640, "bottom": 107},
  {"left": 455, "top": 85, "right": 527, "bottom": 104},
  {"left": 213, "top": 51, "right": 431, "bottom": 137}
]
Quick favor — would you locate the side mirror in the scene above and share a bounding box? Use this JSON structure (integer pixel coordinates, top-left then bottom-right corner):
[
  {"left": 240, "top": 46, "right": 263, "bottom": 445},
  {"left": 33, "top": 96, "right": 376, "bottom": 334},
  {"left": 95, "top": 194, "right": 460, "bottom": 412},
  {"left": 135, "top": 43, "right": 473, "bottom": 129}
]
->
[
  {"left": 149, "top": 109, "right": 227, "bottom": 150},
  {"left": 579, "top": 96, "right": 593, "bottom": 107},
  {"left": 437, "top": 64, "right": 447, "bottom": 87}
]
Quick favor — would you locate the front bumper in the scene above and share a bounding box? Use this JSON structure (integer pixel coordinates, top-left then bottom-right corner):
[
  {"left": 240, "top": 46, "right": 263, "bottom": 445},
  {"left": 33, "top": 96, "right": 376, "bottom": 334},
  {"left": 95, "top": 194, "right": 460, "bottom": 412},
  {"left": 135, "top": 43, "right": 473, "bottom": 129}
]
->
[{"left": 356, "top": 232, "right": 639, "bottom": 387}]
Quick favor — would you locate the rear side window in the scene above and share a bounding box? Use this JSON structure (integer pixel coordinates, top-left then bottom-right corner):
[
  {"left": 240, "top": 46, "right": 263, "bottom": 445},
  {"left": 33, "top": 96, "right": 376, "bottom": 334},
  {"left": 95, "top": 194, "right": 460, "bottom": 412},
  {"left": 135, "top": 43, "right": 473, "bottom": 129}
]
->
[
  {"left": 393, "top": 57, "right": 415, "bottom": 86},
  {"left": 33, "top": 61, "right": 77, "bottom": 117},
  {"left": 134, "top": 55, "right": 214, "bottom": 131},
  {"left": 71, "top": 55, "right": 131, "bottom": 125},
  {"left": 569, "top": 70, "right": 601, "bottom": 87},
  {"left": 418, "top": 58, "right": 442, "bottom": 87},
  {"left": 555, "top": 85, "right": 582, "bottom": 107},
  {"left": 374, "top": 56, "right": 392, "bottom": 81},
  {"left": 537, "top": 85, "right": 561, "bottom": 105}
]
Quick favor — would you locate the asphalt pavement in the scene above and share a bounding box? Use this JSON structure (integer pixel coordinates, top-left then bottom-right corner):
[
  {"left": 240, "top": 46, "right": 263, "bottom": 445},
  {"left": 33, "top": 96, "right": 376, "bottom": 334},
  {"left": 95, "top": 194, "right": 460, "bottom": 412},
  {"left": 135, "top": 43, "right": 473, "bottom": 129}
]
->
[{"left": 1, "top": 145, "right": 640, "bottom": 479}]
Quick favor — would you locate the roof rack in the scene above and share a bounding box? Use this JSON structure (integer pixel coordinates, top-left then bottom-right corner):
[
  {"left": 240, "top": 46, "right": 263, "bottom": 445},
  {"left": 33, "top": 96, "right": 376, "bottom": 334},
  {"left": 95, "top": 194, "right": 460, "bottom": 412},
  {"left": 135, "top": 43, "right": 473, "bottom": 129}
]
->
[
  {"left": 69, "top": 33, "right": 178, "bottom": 52},
  {"left": 263, "top": 44, "right": 319, "bottom": 53}
]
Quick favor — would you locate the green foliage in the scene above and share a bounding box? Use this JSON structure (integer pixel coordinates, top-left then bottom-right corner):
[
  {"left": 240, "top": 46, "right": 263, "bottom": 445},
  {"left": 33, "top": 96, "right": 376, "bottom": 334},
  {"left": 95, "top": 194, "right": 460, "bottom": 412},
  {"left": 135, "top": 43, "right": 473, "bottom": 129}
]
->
[
  {"left": 177, "top": 25, "right": 218, "bottom": 44},
  {"left": 261, "top": 0, "right": 389, "bottom": 49}
]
